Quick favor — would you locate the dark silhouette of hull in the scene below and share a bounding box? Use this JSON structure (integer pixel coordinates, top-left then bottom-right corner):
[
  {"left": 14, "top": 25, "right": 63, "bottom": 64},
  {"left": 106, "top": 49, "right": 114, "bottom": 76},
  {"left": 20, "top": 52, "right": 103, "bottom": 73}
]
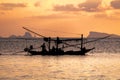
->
[
  {"left": 64, "top": 48, "right": 94, "bottom": 55},
  {"left": 27, "top": 48, "right": 95, "bottom": 56}
]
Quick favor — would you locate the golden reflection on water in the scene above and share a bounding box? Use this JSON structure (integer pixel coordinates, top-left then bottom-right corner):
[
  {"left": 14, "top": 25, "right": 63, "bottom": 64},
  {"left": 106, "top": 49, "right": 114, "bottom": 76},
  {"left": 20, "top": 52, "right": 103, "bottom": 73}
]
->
[{"left": 0, "top": 53, "right": 120, "bottom": 80}]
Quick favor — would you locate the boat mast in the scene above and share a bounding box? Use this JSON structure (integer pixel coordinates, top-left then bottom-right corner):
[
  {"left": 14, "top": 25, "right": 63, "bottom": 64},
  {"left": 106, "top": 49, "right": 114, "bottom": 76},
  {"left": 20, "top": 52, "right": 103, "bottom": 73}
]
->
[
  {"left": 81, "top": 34, "right": 83, "bottom": 50},
  {"left": 48, "top": 37, "right": 51, "bottom": 52},
  {"left": 56, "top": 37, "right": 59, "bottom": 52}
]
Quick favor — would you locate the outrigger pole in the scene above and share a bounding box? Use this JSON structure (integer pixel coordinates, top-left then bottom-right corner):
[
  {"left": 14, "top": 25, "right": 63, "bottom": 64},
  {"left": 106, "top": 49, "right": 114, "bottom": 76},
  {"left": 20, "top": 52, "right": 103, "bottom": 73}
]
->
[
  {"left": 23, "top": 27, "right": 52, "bottom": 53},
  {"left": 23, "top": 27, "right": 46, "bottom": 38}
]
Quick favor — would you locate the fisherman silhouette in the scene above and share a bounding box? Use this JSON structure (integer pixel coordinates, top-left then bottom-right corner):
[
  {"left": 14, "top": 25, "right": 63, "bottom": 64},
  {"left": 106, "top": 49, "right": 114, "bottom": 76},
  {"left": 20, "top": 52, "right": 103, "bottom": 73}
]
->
[
  {"left": 52, "top": 46, "right": 56, "bottom": 52},
  {"left": 62, "top": 45, "right": 64, "bottom": 49},
  {"left": 30, "top": 45, "right": 33, "bottom": 50},
  {"left": 41, "top": 43, "right": 46, "bottom": 52},
  {"left": 82, "top": 47, "right": 86, "bottom": 51}
]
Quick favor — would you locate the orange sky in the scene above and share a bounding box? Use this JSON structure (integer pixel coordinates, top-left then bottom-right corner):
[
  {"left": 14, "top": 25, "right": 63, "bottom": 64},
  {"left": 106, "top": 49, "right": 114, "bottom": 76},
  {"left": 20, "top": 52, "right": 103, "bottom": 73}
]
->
[{"left": 0, "top": 0, "right": 120, "bottom": 37}]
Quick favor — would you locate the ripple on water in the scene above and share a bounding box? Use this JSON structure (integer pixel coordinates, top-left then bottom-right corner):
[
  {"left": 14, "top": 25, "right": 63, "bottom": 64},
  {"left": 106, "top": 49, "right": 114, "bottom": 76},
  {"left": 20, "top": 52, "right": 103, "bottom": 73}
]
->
[{"left": 0, "top": 54, "right": 120, "bottom": 80}]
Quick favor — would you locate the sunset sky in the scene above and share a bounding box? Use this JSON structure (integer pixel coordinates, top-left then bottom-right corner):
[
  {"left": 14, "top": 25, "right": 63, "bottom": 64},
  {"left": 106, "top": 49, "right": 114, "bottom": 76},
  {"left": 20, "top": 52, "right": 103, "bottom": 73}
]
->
[{"left": 0, "top": 0, "right": 120, "bottom": 37}]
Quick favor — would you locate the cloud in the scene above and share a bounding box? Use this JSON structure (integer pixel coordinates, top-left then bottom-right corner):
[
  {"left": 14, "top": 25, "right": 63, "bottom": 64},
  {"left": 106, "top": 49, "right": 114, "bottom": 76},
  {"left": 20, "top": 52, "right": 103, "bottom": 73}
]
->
[
  {"left": 34, "top": 1, "right": 40, "bottom": 7},
  {"left": 78, "top": 0, "right": 102, "bottom": 12},
  {"left": 25, "top": 13, "right": 78, "bottom": 20},
  {"left": 0, "top": 3, "right": 27, "bottom": 10},
  {"left": 53, "top": 4, "right": 79, "bottom": 11},
  {"left": 0, "top": 12, "right": 5, "bottom": 15},
  {"left": 111, "top": 0, "right": 120, "bottom": 9},
  {"left": 53, "top": 0, "right": 102, "bottom": 12},
  {"left": 94, "top": 11, "right": 120, "bottom": 20},
  {"left": 94, "top": 13, "right": 108, "bottom": 18},
  {"left": 28, "top": 14, "right": 72, "bottom": 19}
]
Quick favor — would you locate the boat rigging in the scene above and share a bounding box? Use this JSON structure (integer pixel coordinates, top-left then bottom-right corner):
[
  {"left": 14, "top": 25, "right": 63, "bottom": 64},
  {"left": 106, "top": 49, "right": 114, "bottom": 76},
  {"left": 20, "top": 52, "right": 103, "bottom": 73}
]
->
[{"left": 20, "top": 27, "right": 110, "bottom": 56}]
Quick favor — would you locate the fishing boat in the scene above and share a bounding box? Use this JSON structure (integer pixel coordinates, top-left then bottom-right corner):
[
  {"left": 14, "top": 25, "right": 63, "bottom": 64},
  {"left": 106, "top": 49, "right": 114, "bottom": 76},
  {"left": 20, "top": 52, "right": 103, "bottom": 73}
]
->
[{"left": 22, "top": 27, "right": 109, "bottom": 56}]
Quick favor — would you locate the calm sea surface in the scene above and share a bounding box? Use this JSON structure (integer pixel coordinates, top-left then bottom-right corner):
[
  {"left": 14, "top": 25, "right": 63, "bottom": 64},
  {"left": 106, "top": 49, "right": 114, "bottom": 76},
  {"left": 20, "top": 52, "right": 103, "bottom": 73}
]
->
[{"left": 0, "top": 38, "right": 120, "bottom": 80}]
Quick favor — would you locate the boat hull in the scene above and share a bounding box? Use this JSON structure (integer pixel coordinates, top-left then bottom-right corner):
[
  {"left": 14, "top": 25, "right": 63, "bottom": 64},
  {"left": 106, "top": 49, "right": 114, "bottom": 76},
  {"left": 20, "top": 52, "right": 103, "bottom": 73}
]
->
[{"left": 27, "top": 48, "right": 95, "bottom": 56}]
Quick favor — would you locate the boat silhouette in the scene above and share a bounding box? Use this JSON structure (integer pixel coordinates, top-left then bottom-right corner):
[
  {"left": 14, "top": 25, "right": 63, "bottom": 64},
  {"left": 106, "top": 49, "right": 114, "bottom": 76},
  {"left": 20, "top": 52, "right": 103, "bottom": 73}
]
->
[{"left": 22, "top": 27, "right": 110, "bottom": 56}]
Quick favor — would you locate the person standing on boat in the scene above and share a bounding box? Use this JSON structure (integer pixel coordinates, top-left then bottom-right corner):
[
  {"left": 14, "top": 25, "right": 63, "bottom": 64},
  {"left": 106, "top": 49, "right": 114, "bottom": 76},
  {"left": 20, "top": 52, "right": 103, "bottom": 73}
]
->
[
  {"left": 30, "top": 45, "right": 33, "bottom": 50},
  {"left": 41, "top": 43, "right": 47, "bottom": 52},
  {"left": 52, "top": 46, "right": 56, "bottom": 52}
]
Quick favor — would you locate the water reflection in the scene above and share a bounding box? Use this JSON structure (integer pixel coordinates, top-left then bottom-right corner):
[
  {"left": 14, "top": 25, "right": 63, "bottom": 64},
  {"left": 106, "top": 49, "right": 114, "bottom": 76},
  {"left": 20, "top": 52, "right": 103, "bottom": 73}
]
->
[{"left": 0, "top": 54, "right": 120, "bottom": 80}]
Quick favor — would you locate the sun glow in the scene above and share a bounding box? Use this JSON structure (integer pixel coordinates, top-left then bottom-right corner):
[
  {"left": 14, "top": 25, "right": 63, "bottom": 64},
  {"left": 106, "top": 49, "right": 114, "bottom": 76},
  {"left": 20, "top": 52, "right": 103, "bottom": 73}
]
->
[{"left": 0, "top": 0, "right": 120, "bottom": 37}]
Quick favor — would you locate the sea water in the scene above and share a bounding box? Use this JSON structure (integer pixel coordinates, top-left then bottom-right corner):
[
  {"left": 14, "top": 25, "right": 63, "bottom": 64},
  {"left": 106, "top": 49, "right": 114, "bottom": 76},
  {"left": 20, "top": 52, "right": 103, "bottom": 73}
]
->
[{"left": 0, "top": 38, "right": 120, "bottom": 80}]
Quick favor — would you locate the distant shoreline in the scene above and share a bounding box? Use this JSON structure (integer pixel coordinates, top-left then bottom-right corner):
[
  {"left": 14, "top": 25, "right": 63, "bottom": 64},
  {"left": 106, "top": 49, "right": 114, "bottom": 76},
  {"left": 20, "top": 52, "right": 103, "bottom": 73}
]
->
[{"left": 1, "top": 31, "right": 120, "bottom": 38}]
